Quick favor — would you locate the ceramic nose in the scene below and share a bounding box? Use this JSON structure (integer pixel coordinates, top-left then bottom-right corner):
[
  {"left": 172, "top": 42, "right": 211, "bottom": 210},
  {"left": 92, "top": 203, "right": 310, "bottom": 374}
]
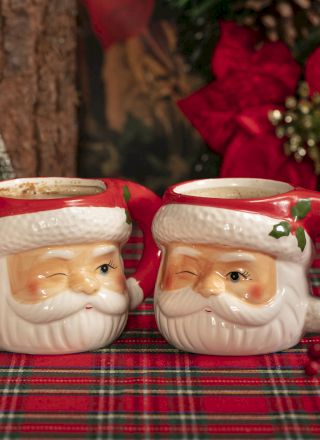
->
[
  {"left": 195, "top": 273, "right": 225, "bottom": 298},
  {"left": 69, "top": 271, "right": 99, "bottom": 295}
]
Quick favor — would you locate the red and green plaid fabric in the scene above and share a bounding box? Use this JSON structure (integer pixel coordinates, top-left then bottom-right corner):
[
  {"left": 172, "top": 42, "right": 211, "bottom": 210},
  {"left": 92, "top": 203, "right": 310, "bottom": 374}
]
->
[{"left": 1, "top": 233, "right": 320, "bottom": 439}]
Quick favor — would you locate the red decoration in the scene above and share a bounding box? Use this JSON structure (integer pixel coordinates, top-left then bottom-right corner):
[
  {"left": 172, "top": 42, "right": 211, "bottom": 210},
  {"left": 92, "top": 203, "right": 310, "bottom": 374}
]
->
[
  {"left": 178, "top": 21, "right": 319, "bottom": 190},
  {"left": 304, "top": 343, "right": 320, "bottom": 377},
  {"left": 83, "top": 0, "right": 154, "bottom": 49},
  {"left": 304, "top": 360, "right": 319, "bottom": 376},
  {"left": 305, "top": 47, "right": 320, "bottom": 97},
  {"left": 307, "top": 342, "right": 320, "bottom": 360}
]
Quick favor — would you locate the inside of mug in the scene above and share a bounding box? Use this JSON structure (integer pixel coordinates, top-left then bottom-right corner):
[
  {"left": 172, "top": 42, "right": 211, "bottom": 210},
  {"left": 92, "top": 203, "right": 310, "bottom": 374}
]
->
[
  {"left": 173, "top": 178, "right": 293, "bottom": 199},
  {"left": 0, "top": 177, "right": 106, "bottom": 199}
]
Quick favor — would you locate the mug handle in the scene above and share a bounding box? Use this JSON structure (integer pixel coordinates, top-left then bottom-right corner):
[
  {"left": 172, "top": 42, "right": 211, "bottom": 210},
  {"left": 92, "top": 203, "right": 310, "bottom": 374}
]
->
[
  {"left": 299, "top": 189, "right": 320, "bottom": 333},
  {"left": 105, "top": 179, "right": 162, "bottom": 310}
]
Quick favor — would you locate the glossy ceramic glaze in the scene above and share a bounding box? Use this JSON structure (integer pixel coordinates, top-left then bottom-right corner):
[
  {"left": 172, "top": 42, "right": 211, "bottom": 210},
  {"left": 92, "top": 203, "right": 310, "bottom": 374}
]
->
[
  {"left": 152, "top": 178, "right": 320, "bottom": 355},
  {"left": 0, "top": 177, "right": 161, "bottom": 354}
]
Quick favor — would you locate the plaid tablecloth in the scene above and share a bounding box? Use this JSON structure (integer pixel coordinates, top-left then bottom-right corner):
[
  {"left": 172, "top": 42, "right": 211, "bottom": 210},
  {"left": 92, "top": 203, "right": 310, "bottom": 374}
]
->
[{"left": 1, "top": 234, "right": 320, "bottom": 439}]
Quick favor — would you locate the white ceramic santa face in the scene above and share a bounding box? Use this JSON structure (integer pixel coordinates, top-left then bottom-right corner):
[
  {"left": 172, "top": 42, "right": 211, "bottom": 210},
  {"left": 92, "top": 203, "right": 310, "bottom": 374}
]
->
[
  {"left": 0, "top": 241, "right": 129, "bottom": 354},
  {"left": 154, "top": 243, "right": 309, "bottom": 355}
]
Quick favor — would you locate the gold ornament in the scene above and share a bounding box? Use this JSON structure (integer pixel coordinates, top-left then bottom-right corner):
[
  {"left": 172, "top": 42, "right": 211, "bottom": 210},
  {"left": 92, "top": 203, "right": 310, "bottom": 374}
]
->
[
  {"left": 232, "top": 0, "right": 320, "bottom": 47},
  {"left": 268, "top": 81, "right": 320, "bottom": 173}
]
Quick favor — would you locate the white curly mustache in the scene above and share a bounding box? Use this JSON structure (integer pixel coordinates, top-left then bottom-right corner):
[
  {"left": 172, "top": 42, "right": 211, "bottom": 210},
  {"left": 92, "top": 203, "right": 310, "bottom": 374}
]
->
[
  {"left": 156, "top": 286, "right": 284, "bottom": 327},
  {"left": 7, "top": 288, "right": 129, "bottom": 324}
]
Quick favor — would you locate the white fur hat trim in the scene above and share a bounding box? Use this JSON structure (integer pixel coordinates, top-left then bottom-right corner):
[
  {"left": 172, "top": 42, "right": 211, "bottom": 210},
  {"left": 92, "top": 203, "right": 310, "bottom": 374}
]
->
[
  {"left": 152, "top": 204, "right": 313, "bottom": 265},
  {"left": 0, "top": 206, "right": 131, "bottom": 256}
]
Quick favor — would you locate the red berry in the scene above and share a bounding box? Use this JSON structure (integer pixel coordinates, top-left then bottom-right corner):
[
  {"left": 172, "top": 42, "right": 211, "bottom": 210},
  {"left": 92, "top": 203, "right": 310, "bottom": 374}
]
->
[
  {"left": 307, "top": 343, "right": 320, "bottom": 359},
  {"left": 304, "top": 361, "right": 320, "bottom": 376}
]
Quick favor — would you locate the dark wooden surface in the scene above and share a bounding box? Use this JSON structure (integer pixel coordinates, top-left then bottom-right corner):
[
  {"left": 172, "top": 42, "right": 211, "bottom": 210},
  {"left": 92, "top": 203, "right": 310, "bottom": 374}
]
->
[{"left": 0, "top": 0, "right": 78, "bottom": 177}]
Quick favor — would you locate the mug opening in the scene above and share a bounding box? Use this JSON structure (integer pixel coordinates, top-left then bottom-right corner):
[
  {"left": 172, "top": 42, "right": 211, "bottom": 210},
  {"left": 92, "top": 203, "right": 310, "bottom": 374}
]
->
[
  {"left": 173, "top": 178, "right": 294, "bottom": 199},
  {"left": 0, "top": 177, "right": 106, "bottom": 200}
]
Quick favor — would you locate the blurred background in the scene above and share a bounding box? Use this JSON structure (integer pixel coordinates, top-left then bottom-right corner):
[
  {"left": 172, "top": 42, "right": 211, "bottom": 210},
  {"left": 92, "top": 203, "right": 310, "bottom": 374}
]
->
[{"left": 0, "top": 0, "right": 319, "bottom": 194}]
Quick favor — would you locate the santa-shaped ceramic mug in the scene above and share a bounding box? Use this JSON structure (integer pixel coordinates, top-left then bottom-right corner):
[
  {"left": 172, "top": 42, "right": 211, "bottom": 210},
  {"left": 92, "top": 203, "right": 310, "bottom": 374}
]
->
[
  {"left": 152, "top": 177, "right": 320, "bottom": 356},
  {"left": 0, "top": 177, "right": 161, "bottom": 354}
]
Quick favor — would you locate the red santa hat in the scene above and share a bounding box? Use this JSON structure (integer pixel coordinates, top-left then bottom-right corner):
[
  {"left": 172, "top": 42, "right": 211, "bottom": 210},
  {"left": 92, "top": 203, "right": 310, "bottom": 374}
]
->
[
  {"left": 152, "top": 178, "right": 318, "bottom": 266},
  {"left": 0, "top": 178, "right": 131, "bottom": 257}
]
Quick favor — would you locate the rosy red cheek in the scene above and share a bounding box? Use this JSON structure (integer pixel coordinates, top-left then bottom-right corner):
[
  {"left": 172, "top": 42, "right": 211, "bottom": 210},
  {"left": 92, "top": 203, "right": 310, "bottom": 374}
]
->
[
  {"left": 26, "top": 280, "right": 41, "bottom": 297},
  {"left": 11, "top": 279, "right": 43, "bottom": 302},
  {"left": 161, "top": 272, "right": 174, "bottom": 290},
  {"left": 249, "top": 284, "right": 263, "bottom": 302},
  {"left": 114, "top": 274, "right": 126, "bottom": 292}
]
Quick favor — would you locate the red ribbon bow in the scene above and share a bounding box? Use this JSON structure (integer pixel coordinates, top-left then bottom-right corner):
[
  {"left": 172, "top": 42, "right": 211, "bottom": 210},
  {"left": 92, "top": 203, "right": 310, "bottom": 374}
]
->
[{"left": 178, "top": 21, "right": 320, "bottom": 190}]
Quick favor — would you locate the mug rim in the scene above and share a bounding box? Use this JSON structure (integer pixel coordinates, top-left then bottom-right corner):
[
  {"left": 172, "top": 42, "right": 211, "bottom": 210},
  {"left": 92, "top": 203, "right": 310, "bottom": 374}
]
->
[
  {"left": 170, "top": 178, "right": 294, "bottom": 200},
  {"left": 0, "top": 177, "right": 127, "bottom": 216},
  {"left": 161, "top": 178, "right": 317, "bottom": 225},
  {"left": 0, "top": 177, "right": 107, "bottom": 201}
]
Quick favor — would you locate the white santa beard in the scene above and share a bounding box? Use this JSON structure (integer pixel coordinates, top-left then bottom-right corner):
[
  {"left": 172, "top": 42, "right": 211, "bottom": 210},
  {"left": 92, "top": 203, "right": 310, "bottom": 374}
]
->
[
  {"left": 154, "top": 260, "right": 309, "bottom": 355},
  {"left": 0, "top": 258, "right": 128, "bottom": 354},
  {"left": 7, "top": 286, "right": 129, "bottom": 324}
]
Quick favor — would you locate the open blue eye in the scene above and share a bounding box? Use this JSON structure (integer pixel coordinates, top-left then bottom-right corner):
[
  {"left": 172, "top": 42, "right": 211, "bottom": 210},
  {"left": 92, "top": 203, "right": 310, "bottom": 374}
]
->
[
  {"left": 226, "top": 271, "right": 250, "bottom": 283},
  {"left": 99, "top": 264, "right": 109, "bottom": 274},
  {"left": 229, "top": 272, "right": 240, "bottom": 282},
  {"left": 96, "top": 260, "right": 117, "bottom": 275}
]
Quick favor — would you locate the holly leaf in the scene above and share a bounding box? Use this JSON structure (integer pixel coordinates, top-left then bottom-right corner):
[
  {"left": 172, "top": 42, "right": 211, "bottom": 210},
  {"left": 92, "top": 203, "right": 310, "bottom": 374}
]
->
[
  {"left": 295, "top": 226, "right": 306, "bottom": 251},
  {"left": 123, "top": 186, "right": 132, "bottom": 223},
  {"left": 123, "top": 185, "right": 131, "bottom": 203},
  {"left": 125, "top": 208, "right": 132, "bottom": 225},
  {"left": 291, "top": 199, "right": 311, "bottom": 221},
  {"left": 269, "top": 221, "right": 291, "bottom": 239}
]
